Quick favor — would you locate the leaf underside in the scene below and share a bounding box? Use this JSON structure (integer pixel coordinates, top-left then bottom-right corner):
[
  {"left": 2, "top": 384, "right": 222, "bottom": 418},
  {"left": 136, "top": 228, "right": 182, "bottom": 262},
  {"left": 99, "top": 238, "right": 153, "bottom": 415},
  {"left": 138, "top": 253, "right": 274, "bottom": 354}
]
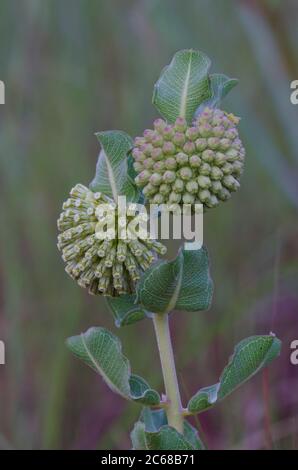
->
[
  {"left": 106, "top": 294, "right": 148, "bottom": 328},
  {"left": 66, "top": 327, "right": 160, "bottom": 406},
  {"left": 196, "top": 73, "right": 238, "bottom": 113}
]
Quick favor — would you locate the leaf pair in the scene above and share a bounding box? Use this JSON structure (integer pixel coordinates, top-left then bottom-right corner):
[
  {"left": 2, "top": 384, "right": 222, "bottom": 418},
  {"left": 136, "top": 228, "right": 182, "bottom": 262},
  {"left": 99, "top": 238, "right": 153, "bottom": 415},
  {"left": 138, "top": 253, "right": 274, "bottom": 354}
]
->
[{"left": 66, "top": 327, "right": 281, "bottom": 417}]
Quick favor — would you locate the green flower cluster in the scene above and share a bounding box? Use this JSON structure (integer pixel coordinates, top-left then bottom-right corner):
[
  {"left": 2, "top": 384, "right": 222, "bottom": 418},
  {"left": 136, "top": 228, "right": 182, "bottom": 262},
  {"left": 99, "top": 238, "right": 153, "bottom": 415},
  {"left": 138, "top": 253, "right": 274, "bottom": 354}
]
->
[
  {"left": 57, "top": 184, "right": 166, "bottom": 296},
  {"left": 132, "top": 107, "right": 245, "bottom": 208}
]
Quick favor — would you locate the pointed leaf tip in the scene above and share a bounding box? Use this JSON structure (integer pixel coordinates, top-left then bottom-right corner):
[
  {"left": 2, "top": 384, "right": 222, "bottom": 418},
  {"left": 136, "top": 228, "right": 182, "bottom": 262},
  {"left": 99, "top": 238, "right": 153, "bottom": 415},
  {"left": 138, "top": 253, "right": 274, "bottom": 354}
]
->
[
  {"left": 153, "top": 49, "right": 212, "bottom": 124},
  {"left": 187, "top": 334, "right": 281, "bottom": 415}
]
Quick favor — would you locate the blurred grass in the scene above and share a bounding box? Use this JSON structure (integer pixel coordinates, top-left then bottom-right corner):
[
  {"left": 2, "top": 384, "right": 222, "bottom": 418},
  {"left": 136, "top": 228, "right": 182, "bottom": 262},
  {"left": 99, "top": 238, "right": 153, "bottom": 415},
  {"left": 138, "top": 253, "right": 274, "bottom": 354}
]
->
[{"left": 0, "top": 0, "right": 298, "bottom": 449}]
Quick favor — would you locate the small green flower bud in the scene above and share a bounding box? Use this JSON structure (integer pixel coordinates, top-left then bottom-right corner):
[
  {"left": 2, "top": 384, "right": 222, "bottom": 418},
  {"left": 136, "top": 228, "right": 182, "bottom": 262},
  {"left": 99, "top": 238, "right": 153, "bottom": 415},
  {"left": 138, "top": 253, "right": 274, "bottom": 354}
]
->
[
  {"left": 218, "top": 187, "right": 231, "bottom": 201},
  {"left": 214, "top": 152, "right": 226, "bottom": 166},
  {"left": 186, "top": 127, "right": 199, "bottom": 141},
  {"left": 207, "top": 137, "right": 220, "bottom": 150},
  {"left": 141, "top": 143, "right": 154, "bottom": 156},
  {"left": 232, "top": 161, "right": 244, "bottom": 176},
  {"left": 174, "top": 117, "right": 187, "bottom": 132},
  {"left": 195, "top": 138, "right": 207, "bottom": 151},
  {"left": 210, "top": 167, "right": 223, "bottom": 180},
  {"left": 169, "top": 191, "right": 182, "bottom": 203},
  {"left": 143, "top": 129, "right": 155, "bottom": 142},
  {"left": 151, "top": 148, "right": 163, "bottom": 161},
  {"left": 180, "top": 166, "right": 193, "bottom": 181},
  {"left": 143, "top": 158, "right": 154, "bottom": 169},
  {"left": 223, "top": 175, "right": 240, "bottom": 191},
  {"left": 206, "top": 194, "right": 219, "bottom": 208},
  {"left": 143, "top": 183, "right": 158, "bottom": 197},
  {"left": 182, "top": 192, "right": 195, "bottom": 204},
  {"left": 163, "top": 125, "right": 175, "bottom": 140},
  {"left": 159, "top": 183, "right": 171, "bottom": 195},
  {"left": 173, "top": 132, "right": 186, "bottom": 147},
  {"left": 135, "top": 170, "right": 151, "bottom": 186},
  {"left": 197, "top": 175, "right": 211, "bottom": 188},
  {"left": 211, "top": 180, "right": 223, "bottom": 194},
  {"left": 153, "top": 161, "right": 166, "bottom": 173},
  {"left": 219, "top": 138, "right": 231, "bottom": 151},
  {"left": 198, "top": 123, "right": 212, "bottom": 137},
  {"left": 225, "top": 128, "right": 238, "bottom": 140},
  {"left": 163, "top": 170, "right": 176, "bottom": 183},
  {"left": 232, "top": 138, "right": 243, "bottom": 151},
  {"left": 134, "top": 136, "right": 146, "bottom": 146},
  {"left": 189, "top": 154, "right": 201, "bottom": 168},
  {"left": 153, "top": 118, "right": 167, "bottom": 132},
  {"left": 150, "top": 173, "right": 163, "bottom": 186},
  {"left": 172, "top": 178, "right": 184, "bottom": 193},
  {"left": 152, "top": 193, "right": 164, "bottom": 204},
  {"left": 201, "top": 149, "right": 214, "bottom": 163},
  {"left": 176, "top": 152, "right": 189, "bottom": 166},
  {"left": 213, "top": 125, "right": 225, "bottom": 137},
  {"left": 163, "top": 141, "right": 176, "bottom": 155},
  {"left": 132, "top": 148, "right": 145, "bottom": 161},
  {"left": 151, "top": 134, "right": 163, "bottom": 147},
  {"left": 200, "top": 163, "right": 211, "bottom": 175},
  {"left": 165, "top": 157, "right": 177, "bottom": 170},
  {"left": 225, "top": 148, "right": 239, "bottom": 161},
  {"left": 222, "top": 163, "right": 233, "bottom": 175},
  {"left": 133, "top": 161, "right": 144, "bottom": 172},
  {"left": 186, "top": 180, "right": 199, "bottom": 194},
  {"left": 183, "top": 141, "right": 196, "bottom": 155},
  {"left": 198, "top": 189, "right": 211, "bottom": 203}
]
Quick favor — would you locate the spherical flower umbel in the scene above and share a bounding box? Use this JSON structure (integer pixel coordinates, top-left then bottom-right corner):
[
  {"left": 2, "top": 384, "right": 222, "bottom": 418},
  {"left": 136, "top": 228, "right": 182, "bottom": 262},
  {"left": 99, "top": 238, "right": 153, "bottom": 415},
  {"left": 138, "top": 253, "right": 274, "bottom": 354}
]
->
[
  {"left": 57, "top": 184, "right": 166, "bottom": 296},
  {"left": 132, "top": 107, "right": 245, "bottom": 208}
]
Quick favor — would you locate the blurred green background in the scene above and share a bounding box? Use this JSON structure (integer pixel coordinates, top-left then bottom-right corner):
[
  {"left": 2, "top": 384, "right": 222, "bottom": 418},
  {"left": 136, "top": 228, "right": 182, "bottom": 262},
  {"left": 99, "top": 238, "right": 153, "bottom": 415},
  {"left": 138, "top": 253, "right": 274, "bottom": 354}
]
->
[{"left": 0, "top": 0, "right": 298, "bottom": 450}]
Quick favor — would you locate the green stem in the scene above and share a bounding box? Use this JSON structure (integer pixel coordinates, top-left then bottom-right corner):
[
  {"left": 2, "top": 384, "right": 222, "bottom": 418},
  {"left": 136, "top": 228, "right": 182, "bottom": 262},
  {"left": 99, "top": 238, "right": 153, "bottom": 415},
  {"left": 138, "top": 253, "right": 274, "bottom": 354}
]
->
[{"left": 152, "top": 313, "right": 184, "bottom": 434}]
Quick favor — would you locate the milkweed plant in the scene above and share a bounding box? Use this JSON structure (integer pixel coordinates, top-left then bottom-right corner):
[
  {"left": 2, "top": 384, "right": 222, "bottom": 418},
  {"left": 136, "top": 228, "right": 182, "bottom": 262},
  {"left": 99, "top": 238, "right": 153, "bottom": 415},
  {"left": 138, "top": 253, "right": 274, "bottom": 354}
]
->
[{"left": 57, "top": 50, "right": 281, "bottom": 450}]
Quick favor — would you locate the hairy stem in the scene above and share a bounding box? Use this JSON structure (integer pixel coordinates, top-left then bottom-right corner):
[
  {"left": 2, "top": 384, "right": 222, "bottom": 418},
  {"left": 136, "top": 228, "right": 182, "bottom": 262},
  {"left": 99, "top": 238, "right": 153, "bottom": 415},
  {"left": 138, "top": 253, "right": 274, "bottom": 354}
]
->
[{"left": 152, "top": 313, "right": 184, "bottom": 434}]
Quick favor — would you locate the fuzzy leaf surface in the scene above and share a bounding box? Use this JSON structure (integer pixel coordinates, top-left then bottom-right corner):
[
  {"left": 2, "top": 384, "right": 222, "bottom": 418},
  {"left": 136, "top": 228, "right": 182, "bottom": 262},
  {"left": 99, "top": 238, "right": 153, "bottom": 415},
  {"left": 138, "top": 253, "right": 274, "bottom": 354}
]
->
[
  {"left": 89, "top": 130, "right": 139, "bottom": 202},
  {"left": 153, "top": 49, "right": 211, "bottom": 124},
  {"left": 67, "top": 327, "right": 159, "bottom": 405},
  {"left": 131, "top": 408, "right": 204, "bottom": 450},
  {"left": 137, "top": 246, "right": 213, "bottom": 314},
  {"left": 106, "top": 294, "right": 147, "bottom": 328},
  {"left": 188, "top": 334, "right": 281, "bottom": 414},
  {"left": 197, "top": 73, "right": 238, "bottom": 112}
]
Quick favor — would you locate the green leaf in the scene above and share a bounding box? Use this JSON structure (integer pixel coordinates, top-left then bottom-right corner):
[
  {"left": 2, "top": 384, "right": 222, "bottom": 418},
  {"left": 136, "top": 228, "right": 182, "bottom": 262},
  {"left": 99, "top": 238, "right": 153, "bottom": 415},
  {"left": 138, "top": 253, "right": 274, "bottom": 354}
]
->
[
  {"left": 130, "top": 422, "right": 147, "bottom": 450},
  {"left": 197, "top": 73, "right": 238, "bottom": 112},
  {"left": 131, "top": 408, "right": 204, "bottom": 450},
  {"left": 145, "top": 426, "right": 194, "bottom": 450},
  {"left": 141, "top": 407, "right": 167, "bottom": 432},
  {"left": 89, "top": 130, "right": 140, "bottom": 202},
  {"left": 184, "top": 421, "right": 205, "bottom": 450},
  {"left": 137, "top": 246, "right": 213, "bottom": 314},
  {"left": 129, "top": 375, "right": 160, "bottom": 406},
  {"left": 66, "top": 327, "right": 160, "bottom": 405},
  {"left": 153, "top": 49, "right": 211, "bottom": 124},
  {"left": 106, "top": 294, "right": 147, "bottom": 328},
  {"left": 188, "top": 334, "right": 281, "bottom": 414}
]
